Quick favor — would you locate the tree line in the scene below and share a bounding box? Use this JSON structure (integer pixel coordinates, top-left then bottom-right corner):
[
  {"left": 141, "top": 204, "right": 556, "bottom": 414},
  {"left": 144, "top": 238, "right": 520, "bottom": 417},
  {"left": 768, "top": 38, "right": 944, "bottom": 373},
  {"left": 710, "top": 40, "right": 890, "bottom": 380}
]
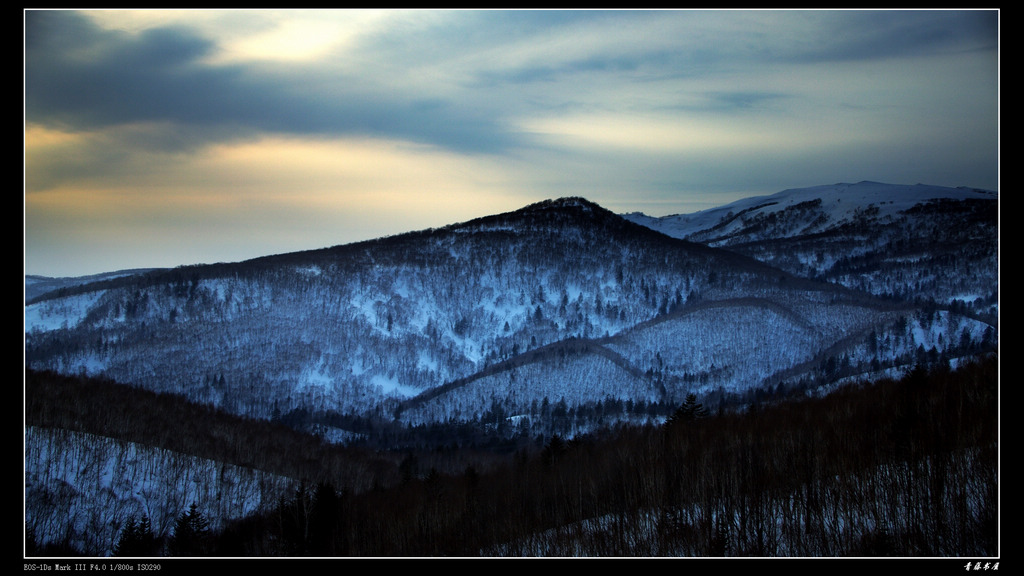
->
[{"left": 27, "top": 352, "right": 997, "bottom": 556}]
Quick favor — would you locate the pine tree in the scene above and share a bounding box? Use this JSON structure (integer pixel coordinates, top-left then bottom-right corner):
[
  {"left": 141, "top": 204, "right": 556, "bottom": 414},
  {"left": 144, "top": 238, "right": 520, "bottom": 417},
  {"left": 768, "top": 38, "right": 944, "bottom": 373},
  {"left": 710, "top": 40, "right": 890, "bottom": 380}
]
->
[
  {"left": 666, "top": 393, "right": 708, "bottom": 427},
  {"left": 541, "top": 434, "right": 567, "bottom": 466},
  {"left": 114, "top": 515, "right": 159, "bottom": 556},
  {"left": 168, "top": 503, "right": 210, "bottom": 556},
  {"left": 309, "top": 481, "right": 341, "bottom": 555}
]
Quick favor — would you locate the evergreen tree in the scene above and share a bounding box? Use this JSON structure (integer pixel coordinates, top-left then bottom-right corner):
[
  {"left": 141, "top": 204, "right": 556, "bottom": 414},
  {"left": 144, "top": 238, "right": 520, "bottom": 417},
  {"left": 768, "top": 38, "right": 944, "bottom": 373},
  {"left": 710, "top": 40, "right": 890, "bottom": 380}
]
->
[
  {"left": 114, "top": 514, "right": 159, "bottom": 556},
  {"left": 169, "top": 503, "right": 211, "bottom": 556},
  {"left": 399, "top": 453, "right": 419, "bottom": 484},
  {"left": 666, "top": 393, "right": 708, "bottom": 427},
  {"left": 309, "top": 481, "right": 341, "bottom": 555},
  {"left": 541, "top": 434, "right": 567, "bottom": 467}
]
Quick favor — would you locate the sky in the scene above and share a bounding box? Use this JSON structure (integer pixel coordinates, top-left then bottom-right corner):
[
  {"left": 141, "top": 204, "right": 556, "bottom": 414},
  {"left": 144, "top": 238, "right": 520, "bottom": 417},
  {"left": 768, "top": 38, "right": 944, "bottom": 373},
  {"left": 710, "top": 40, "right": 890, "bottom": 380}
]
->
[{"left": 24, "top": 9, "right": 999, "bottom": 278}]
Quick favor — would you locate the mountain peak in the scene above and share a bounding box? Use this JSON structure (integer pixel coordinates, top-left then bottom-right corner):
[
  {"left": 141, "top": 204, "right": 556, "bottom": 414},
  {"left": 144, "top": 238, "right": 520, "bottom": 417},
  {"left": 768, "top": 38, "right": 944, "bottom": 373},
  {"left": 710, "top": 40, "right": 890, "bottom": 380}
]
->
[
  {"left": 511, "top": 197, "right": 607, "bottom": 218},
  {"left": 530, "top": 197, "right": 601, "bottom": 210},
  {"left": 454, "top": 196, "right": 622, "bottom": 233}
]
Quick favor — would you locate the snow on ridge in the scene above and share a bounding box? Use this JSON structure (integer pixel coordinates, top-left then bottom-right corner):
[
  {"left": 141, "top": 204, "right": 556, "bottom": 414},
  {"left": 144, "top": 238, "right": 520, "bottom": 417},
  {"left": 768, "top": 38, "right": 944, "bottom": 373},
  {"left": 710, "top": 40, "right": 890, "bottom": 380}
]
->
[
  {"left": 25, "top": 291, "right": 105, "bottom": 333},
  {"left": 621, "top": 181, "right": 997, "bottom": 240}
]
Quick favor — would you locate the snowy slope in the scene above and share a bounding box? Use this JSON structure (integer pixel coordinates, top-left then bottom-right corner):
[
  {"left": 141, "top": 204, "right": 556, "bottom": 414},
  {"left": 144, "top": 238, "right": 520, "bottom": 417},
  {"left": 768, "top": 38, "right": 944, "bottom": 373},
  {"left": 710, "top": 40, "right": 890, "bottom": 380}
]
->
[
  {"left": 624, "top": 181, "right": 999, "bottom": 308},
  {"left": 26, "top": 198, "right": 797, "bottom": 422},
  {"left": 25, "top": 269, "right": 164, "bottom": 304},
  {"left": 24, "top": 189, "right": 998, "bottom": 436},
  {"left": 23, "top": 186, "right": 1000, "bottom": 557},
  {"left": 623, "top": 181, "right": 997, "bottom": 241},
  {"left": 25, "top": 426, "right": 293, "bottom": 556}
]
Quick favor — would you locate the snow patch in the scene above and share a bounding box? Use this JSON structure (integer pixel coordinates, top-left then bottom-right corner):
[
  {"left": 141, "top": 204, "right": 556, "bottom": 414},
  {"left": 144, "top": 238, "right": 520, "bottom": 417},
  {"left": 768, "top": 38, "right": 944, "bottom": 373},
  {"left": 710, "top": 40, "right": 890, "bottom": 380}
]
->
[
  {"left": 371, "top": 374, "right": 420, "bottom": 397},
  {"left": 25, "top": 291, "right": 104, "bottom": 333}
]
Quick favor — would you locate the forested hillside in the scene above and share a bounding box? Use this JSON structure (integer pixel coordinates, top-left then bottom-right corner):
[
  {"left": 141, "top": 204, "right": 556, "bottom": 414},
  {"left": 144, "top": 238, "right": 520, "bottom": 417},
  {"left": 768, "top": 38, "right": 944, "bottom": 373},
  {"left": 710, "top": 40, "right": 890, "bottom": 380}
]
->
[
  {"left": 25, "top": 186, "right": 999, "bottom": 557},
  {"left": 26, "top": 354, "right": 997, "bottom": 556},
  {"left": 625, "top": 182, "right": 998, "bottom": 312},
  {"left": 24, "top": 196, "right": 996, "bottom": 440}
]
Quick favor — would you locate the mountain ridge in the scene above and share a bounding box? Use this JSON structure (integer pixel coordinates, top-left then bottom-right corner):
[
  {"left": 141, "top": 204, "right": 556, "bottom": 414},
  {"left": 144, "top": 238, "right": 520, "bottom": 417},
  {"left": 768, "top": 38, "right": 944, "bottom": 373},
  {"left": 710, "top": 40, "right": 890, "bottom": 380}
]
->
[
  {"left": 624, "top": 181, "right": 997, "bottom": 240},
  {"left": 24, "top": 181, "right": 999, "bottom": 556},
  {"left": 624, "top": 181, "right": 998, "bottom": 308},
  {"left": 25, "top": 181, "right": 997, "bottom": 438}
]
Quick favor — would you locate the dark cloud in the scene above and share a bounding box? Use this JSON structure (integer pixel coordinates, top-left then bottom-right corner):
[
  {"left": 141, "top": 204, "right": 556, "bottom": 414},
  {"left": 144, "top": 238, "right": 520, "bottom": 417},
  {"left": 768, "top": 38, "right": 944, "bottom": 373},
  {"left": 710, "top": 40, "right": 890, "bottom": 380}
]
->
[
  {"left": 25, "top": 9, "right": 103, "bottom": 54},
  {"left": 27, "top": 9, "right": 996, "bottom": 160},
  {"left": 461, "top": 10, "right": 997, "bottom": 91},
  {"left": 671, "top": 91, "right": 790, "bottom": 114},
  {"left": 25, "top": 10, "right": 524, "bottom": 155},
  {"left": 778, "top": 10, "right": 998, "bottom": 64},
  {"left": 27, "top": 11, "right": 226, "bottom": 129},
  {"left": 24, "top": 9, "right": 999, "bottom": 278},
  {"left": 25, "top": 9, "right": 998, "bottom": 185}
]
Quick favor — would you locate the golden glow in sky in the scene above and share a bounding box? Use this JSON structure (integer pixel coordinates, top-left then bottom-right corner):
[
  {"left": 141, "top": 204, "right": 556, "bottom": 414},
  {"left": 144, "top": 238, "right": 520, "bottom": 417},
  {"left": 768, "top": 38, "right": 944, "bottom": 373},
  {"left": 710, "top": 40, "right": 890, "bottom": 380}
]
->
[{"left": 24, "top": 9, "right": 999, "bottom": 277}]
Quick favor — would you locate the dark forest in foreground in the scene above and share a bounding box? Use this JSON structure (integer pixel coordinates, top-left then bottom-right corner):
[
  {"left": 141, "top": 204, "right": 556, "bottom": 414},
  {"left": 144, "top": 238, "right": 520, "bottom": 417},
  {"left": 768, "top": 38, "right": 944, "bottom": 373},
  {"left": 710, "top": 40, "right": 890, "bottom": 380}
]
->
[{"left": 26, "top": 353, "right": 997, "bottom": 557}]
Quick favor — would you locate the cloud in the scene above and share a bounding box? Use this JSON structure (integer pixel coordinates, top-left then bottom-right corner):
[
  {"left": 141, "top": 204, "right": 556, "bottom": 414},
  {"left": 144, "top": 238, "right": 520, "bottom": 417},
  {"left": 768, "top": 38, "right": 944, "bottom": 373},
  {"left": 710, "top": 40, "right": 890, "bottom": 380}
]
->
[
  {"left": 788, "top": 10, "right": 998, "bottom": 63},
  {"left": 26, "top": 12, "right": 217, "bottom": 127},
  {"left": 25, "top": 133, "right": 536, "bottom": 275},
  {"left": 26, "top": 9, "right": 997, "bottom": 161},
  {"left": 25, "top": 10, "right": 525, "bottom": 161},
  {"left": 24, "top": 9, "right": 999, "bottom": 277}
]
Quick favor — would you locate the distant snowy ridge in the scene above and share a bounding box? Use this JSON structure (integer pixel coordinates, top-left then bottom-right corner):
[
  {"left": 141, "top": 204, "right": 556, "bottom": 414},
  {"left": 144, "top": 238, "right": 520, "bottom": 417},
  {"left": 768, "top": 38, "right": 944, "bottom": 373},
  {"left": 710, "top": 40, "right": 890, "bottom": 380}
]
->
[
  {"left": 25, "top": 268, "right": 164, "bottom": 304},
  {"left": 622, "top": 181, "right": 997, "bottom": 241},
  {"left": 623, "top": 181, "right": 998, "bottom": 309}
]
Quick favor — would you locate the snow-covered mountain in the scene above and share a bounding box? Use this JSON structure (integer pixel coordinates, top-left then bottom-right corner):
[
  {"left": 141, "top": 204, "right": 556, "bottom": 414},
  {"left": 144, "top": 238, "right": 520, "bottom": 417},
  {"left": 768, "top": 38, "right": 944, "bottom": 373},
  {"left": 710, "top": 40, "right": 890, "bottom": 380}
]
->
[
  {"left": 25, "top": 186, "right": 998, "bottom": 440},
  {"left": 624, "top": 181, "right": 995, "bottom": 240},
  {"left": 23, "top": 183, "right": 999, "bottom": 556},
  {"left": 624, "top": 181, "right": 998, "bottom": 307}
]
